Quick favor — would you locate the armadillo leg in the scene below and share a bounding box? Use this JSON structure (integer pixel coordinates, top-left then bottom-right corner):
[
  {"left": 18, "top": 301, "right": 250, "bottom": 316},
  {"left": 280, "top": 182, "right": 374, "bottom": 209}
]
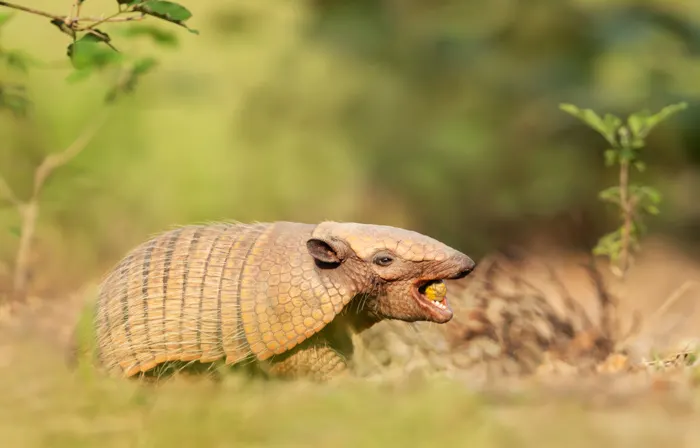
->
[{"left": 264, "top": 343, "right": 349, "bottom": 382}]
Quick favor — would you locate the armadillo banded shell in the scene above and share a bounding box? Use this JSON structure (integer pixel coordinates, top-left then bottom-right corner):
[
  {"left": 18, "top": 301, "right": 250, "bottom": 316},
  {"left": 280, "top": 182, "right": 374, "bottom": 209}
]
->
[
  {"left": 96, "top": 223, "right": 269, "bottom": 376},
  {"left": 95, "top": 221, "right": 358, "bottom": 377}
]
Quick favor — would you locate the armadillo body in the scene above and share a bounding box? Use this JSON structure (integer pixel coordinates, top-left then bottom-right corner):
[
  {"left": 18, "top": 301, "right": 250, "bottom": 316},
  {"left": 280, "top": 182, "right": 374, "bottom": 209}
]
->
[
  {"left": 96, "top": 222, "right": 347, "bottom": 377},
  {"left": 94, "top": 220, "right": 475, "bottom": 380}
]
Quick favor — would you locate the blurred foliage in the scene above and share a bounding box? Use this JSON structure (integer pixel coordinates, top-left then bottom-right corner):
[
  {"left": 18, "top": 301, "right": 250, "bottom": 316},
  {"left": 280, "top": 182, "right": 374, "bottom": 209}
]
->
[
  {"left": 1, "top": 0, "right": 700, "bottom": 295},
  {"left": 0, "top": 12, "right": 31, "bottom": 116},
  {"left": 0, "top": 0, "right": 197, "bottom": 296}
]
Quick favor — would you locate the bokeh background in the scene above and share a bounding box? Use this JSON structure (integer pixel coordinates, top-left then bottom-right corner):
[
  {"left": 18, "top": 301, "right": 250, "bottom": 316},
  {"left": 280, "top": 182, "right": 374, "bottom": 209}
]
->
[
  {"left": 3, "top": 2, "right": 700, "bottom": 446},
  {"left": 1, "top": 0, "right": 700, "bottom": 297}
]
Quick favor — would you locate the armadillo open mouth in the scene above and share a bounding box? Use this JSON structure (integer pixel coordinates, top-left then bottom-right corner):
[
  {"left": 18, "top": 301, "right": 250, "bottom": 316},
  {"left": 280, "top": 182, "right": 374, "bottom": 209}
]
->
[{"left": 412, "top": 279, "right": 453, "bottom": 322}]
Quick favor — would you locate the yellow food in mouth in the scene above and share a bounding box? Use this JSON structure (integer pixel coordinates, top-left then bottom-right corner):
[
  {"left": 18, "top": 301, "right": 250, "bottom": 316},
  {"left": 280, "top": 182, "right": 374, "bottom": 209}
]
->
[{"left": 419, "top": 280, "right": 447, "bottom": 302}]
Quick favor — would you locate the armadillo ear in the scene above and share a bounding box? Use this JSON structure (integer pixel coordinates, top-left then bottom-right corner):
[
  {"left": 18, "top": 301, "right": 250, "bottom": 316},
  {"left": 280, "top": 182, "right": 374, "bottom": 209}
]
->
[{"left": 306, "top": 238, "right": 344, "bottom": 265}]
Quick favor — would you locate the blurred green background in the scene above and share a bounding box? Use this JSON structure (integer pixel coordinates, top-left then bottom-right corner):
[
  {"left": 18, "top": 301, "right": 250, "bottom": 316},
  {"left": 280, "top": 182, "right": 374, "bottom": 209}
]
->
[{"left": 1, "top": 0, "right": 700, "bottom": 296}]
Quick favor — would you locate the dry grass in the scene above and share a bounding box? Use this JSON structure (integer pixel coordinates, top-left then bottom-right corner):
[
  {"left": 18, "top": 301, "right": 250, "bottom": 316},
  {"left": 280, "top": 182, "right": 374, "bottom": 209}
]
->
[
  {"left": 1, "top": 321, "right": 700, "bottom": 448},
  {"left": 2, "top": 239, "right": 700, "bottom": 447}
]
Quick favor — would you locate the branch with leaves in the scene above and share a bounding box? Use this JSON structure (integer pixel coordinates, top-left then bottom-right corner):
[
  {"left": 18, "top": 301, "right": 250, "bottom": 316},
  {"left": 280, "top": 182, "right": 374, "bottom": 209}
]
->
[
  {"left": 0, "top": 0, "right": 196, "bottom": 107},
  {"left": 0, "top": 0, "right": 197, "bottom": 33},
  {"left": 0, "top": 1, "right": 196, "bottom": 301},
  {"left": 560, "top": 102, "right": 688, "bottom": 277}
]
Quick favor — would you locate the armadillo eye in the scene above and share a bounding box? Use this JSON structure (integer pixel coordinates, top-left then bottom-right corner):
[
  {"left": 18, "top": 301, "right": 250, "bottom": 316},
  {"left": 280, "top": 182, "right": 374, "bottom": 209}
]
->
[{"left": 374, "top": 255, "right": 394, "bottom": 266}]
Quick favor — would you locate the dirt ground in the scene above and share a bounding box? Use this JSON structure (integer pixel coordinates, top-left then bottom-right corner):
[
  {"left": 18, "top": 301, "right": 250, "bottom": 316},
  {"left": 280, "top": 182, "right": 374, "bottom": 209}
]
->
[{"left": 1, "top": 236, "right": 700, "bottom": 447}]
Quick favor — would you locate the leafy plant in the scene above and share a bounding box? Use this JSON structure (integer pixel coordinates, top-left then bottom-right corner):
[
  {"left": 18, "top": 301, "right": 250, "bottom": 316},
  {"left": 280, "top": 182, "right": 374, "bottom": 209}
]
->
[
  {"left": 0, "top": 0, "right": 197, "bottom": 300},
  {"left": 559, "top": 102, "right": 688, "bottom": 277},
  {"left": 0, "top": 0, "right": 196, "bottom": 101}
]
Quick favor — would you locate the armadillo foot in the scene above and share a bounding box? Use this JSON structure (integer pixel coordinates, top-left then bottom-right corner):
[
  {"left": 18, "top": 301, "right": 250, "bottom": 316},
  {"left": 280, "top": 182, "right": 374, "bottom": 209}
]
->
[{"left": 263, "top": 344, "right": 349, "bottom": 382}]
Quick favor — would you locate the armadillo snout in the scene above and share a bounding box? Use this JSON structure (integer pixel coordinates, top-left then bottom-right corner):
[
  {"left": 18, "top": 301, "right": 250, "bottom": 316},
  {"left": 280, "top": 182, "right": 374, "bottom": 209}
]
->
[{"left": 449, "top": 253, "right": 476, "bottom": 280}]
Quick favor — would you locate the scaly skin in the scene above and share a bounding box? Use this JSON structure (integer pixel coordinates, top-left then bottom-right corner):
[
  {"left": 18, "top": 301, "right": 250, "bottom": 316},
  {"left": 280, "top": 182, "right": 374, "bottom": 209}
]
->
[
  {"left": 94, "top": 221, "right": 475, "bottom": 380},
  {"left": 262, "top": 312, "right": 363, "bottom": 381},
  {"left": 262, "top": 327, "right": 351, "bottom": 382},
  {"left": 265, "top": 345, "right": 348, "bottom": 381}
]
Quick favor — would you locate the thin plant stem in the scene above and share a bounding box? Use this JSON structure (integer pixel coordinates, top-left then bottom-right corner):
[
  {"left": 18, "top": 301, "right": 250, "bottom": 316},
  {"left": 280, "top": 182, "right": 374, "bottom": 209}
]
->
[
  {"left": 0, "top": 0, "right": 61, "bottom": 20},
  {"left": 618, "top": 158, "right": 631, "bottom": 276},
  {"left": 78, "top": 10, "right": 125, "bottom": 30},
  {"left": 80, "top": 14, "right": 144, "bottom": 24},
  {"left": 0, "top": 0, "right": 144, "bottom": 28},
  {"left": 4, "top": 108, "right": 111, "bottom": 300}
]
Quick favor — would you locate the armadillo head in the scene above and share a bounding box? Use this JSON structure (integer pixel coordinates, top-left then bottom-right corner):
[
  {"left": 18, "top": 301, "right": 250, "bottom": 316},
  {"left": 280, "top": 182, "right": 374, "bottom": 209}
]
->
[{"left": 306, "top": 222, "right": 475, "bottom": 324}]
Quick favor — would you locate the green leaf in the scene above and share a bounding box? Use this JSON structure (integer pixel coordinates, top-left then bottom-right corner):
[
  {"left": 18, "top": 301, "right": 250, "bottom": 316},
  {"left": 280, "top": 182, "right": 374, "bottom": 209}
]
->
[
  {"left": 560, "top": 103, "right": 620, "bottom": 147},
  {"left": 593, "top": 231, "right": 623, "bottom": 261},
  {"left": 133, "top": 1, "right": 198, "bottom": 33},
  {"left": 66, "top": 67, "right": 94, "bottom": 83},
  {"left": 67, "top": 32, "right": 121, "bottom": 71},
  {"left": 629, "top": 185, "right": 663, "bottom": 219},
  {"left": 105, "top": 57, "right": 159, "bottom": 103},
  {"left": 598, "top": 186, "right": 620, "bottom": 204},
  {"left": 603, "top": 113, "right": 622, "bottom": 140},
  {"left": 631, "top": 185, "right": 662, "bottom": 204},
  {"left": 142, "top": 0, "right": 192, "bottom": 21},
  {"left": 133, "top": 56, "right": 158, "bottom": 75},
  {"left": 627, "top": 111, "right": 648, "bottom": 139},
  {"left": 634, "top": 161, "right": 646, "bottom": 172},
  {"left": 628, "top": 102, "right": 688, "bottom": 140},
  {"left": 648, "top": 189, "right": 662, "bottom": 204},
  {"left": 87, "top": 28, "right": 113, "bottom": 43},
  {"left": 645, "top": 205, "right": 660, "bottom": 215},
  {"left": 642, "top": 102, "right": 688, "bottom": 136},
  {"left": 116, "top": 24, "right": 179, "bottom": 47}
]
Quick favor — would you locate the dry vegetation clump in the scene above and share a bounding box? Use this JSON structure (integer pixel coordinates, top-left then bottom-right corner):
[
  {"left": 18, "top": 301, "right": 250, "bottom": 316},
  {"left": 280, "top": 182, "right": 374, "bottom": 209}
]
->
[{"left": 353, "top": 246, "right": 698, "bottom": 383}]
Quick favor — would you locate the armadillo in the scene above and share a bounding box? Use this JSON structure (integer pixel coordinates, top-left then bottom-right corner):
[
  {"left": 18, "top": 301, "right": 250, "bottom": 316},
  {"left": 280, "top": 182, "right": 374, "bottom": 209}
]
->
[{"left": 93, "top": 221, "right": 475, "bottom": 380}]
